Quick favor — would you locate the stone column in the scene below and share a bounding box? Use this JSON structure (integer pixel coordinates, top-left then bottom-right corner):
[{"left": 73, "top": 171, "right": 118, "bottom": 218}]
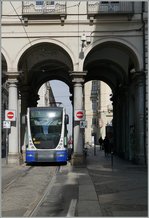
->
[
  {"left": 135, "top": 71, "right": 145, "bottom": 164},
  {"left": 6, "top": 72, "right": 20, "bottom": 164},
  {"left": 70, "top": 71, "right": 87, "bottom": 165}
]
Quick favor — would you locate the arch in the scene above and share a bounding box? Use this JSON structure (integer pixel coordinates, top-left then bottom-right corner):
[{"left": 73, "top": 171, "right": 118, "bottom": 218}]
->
[
  {"left": 18, "top": 41, "right": 74, "bottom": 94},
  {"left": 82, "top": 36, "right": 143, "bottom": 94},
  {"left": 1, "top": 48, "right": 10, "bottom": 71},
  {"left": 35, "top": 71, "right": 72, "bottom": 94},
  {"left": 18, "top": 43, "right": 73, "bottom": 71},
  {"left": 17, "top": 39, "right": 74, "bottom": 111},
  {"left": 84, "top": 61, "right": 123, "bottom": 92},
  {"left": 83, "top": 37, "right": 143, "bottom": 71},
  {"left": 15, "top": 38, "right": 76, "bottom": 70}
]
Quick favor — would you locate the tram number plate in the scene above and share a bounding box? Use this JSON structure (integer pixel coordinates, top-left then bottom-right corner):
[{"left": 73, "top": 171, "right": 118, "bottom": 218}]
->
[
  {"left": 48, "top": 154, "right": 54, "bottom": 158},
  {"left": 38, "top": 153, "right": 54, "bottom": 159}
]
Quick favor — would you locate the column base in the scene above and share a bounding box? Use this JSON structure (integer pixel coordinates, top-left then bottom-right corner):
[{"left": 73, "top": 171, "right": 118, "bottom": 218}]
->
[
  {"left": 71, "top": 153, "right": 86, "bottom": 166},
  {"left": 7, "top": 153, "right": 23, "bottom": 165}
]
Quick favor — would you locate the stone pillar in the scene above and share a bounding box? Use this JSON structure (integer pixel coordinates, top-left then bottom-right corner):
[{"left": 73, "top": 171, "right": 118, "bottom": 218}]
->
[
  {"left": 70, "top": 71, "right": 87, "bottom": 165},
  {"left": 6, "top": 72, "right": 20, "bottom": 164},
  {"left": 135, "top": 71, "right": 145, "bottom": 164}
]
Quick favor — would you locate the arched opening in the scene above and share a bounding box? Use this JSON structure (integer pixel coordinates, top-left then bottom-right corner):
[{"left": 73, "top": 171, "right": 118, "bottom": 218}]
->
[
  {"left": 83, "top": 41, "right": 145, "bottom": 163},
  {"left": 18, "top": 42, "right": 73, "bottom": 111},
  {"left": 17, "top": 43, "right": 74, "bottom": 156}
]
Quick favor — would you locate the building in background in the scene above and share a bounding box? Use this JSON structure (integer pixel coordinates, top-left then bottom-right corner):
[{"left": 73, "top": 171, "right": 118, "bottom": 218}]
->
[
  {"left": 37, "top": 82, "right": 55, "bottom": 107},
  {"left": 85, "top": 81, "right": 113, "bottom": 145}
]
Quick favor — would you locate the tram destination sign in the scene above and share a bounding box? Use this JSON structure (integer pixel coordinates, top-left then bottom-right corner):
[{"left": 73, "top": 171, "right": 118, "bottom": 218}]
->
[{"left": 5, "top": 110, "right": 16, "bottom": 121}]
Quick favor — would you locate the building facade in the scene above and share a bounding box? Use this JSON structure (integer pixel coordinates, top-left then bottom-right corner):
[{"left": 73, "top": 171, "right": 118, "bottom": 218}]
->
[
  {"left": 37, "top": 82, "right": 55, "bottom": 107},
  {"left": 84, "top": 80, "right": 113, "bottom": 145},
  {"left": 1, "top": 1, "right": 148, "bottom": 165}
]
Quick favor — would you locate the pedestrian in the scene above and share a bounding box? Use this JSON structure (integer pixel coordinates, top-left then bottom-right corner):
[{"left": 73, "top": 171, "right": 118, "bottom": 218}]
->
[
  {"left": 103, "top": 136, "right": 110, "bottom": 157},
  {"left": 98, "top": 137, "right": 103, "bottom": 150}
]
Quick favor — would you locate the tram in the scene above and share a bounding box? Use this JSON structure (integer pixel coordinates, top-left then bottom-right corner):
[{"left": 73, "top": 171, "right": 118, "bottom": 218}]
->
[{"left": 24, "top": 104, "right": 70, "bottom": 163}]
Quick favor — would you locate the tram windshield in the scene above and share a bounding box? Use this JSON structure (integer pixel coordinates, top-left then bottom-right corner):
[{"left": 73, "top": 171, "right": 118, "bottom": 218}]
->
[{"left": 30, "top": 108, "right": 63, "bottom": 149}]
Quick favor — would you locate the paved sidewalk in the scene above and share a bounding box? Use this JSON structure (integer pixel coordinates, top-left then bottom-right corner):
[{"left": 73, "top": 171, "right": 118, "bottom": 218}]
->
[
  {"left": 46, "top": 145, "right": 147, "bottom": 217},
  {"left": 83, "top": 146, "right": 148, "bottom": 217}
]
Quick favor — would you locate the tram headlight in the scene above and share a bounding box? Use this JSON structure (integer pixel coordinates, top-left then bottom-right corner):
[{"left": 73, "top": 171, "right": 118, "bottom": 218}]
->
[
  {"left": 58, "top": 154, "right": 64, "bottom": 157},
  {"left": 48, "top": 112, "right": 56, "bottom": 118},
  {"left": 28, "top": 154, "right": 33, "bottom": 157}
]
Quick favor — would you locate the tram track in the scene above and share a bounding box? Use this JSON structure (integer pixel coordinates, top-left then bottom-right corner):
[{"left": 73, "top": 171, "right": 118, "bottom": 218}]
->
[
  {"left": 2, "top": 164, "right": 61, "bottom": 217},
  {"left": 23, "top": 165, "right": 60, "bottom": 217},
  {"left": 2, "top": 162, "right": 78, "bottom": 217},
  {"left": 2, "top": 165, "right": 33, "bottom": 193},
  {"left": 23, "top": 164, "right": 78, "bottom": 217}
]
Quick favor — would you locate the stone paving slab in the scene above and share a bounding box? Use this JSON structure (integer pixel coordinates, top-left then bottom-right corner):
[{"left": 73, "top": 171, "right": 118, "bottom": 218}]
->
[
  {"left": 77, "top": 200, "right": 102, "bottom": 217},
  {"left": 86, "top": 146, "right": 148, "bottom": 217}
]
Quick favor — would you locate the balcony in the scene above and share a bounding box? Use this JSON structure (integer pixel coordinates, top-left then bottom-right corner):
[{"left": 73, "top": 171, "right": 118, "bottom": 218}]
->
[
  {"left": 87, "top": 1, "right": 134, "bottom": 20},
  {"left": 22, "top": 1, "right": 66, "bottom": 21}
]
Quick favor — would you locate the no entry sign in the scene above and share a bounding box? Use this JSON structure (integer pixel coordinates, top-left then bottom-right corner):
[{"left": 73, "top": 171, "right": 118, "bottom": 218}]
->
[
  {"left": 75, "top": 110, "right": 85, "bottom": 121},
  {"left": 5, "top": 110, "right": 16, "bottom": 121}
]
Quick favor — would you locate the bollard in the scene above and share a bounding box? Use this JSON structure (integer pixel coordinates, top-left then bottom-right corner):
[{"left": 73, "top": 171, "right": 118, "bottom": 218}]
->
[{"left": 6, "top": 129, "right": 9, "bottom": 164}]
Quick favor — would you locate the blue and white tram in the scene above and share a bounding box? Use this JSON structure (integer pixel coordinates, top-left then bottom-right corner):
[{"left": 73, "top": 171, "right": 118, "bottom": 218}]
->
[{"left": 25, "top": 106, "right": 69, "bottom": 163}]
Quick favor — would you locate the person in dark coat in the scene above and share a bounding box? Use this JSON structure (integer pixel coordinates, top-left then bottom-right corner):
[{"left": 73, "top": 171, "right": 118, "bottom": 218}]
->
[
  {"left": 98, "top": 137, "right": 104, "bottom": 150},
  {"left": 103, "top": 136, "right": 110, "bottom": 157}
]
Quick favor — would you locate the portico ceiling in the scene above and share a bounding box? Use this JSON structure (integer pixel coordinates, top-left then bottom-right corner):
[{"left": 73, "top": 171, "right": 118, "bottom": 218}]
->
[
  {"left": 18, "top": 42, "right": 73, "bottom": 93},
  {"left": 83, "top": 41, "right": 138, "bottom": 91}
]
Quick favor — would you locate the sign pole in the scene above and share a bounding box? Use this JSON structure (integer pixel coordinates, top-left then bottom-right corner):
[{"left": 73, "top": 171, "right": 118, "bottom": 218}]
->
[{"left": 6, "top": 129, "right": 9, "bottom": 164}]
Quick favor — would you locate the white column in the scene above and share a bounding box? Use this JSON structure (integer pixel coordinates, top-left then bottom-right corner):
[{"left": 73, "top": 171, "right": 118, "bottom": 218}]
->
[
  {"left": 73, "top": 83, "right": 83, "bottom": 154},
  {"left": 7, "top": 74, "right": 20, "bottom": 164},
  {"left": 70, "top": 71, "right": 87, "bottom": 165}
]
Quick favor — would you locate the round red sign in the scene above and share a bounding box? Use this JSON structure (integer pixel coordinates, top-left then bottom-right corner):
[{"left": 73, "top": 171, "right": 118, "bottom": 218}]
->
[
  {"left": 76, "top": 111, "right": 83, "bottom": 119},
  {"left": 7, "top": 111, "right": 14, "bottom": 119}
]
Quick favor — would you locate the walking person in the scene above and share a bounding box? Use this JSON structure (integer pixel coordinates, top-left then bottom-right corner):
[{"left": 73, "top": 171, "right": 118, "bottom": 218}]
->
[
  {"left": 98, "top": 137, "right": 103, "bottom": 150},
  {"left": 103, "top": 136, "right": 110, "bottom": 157}
]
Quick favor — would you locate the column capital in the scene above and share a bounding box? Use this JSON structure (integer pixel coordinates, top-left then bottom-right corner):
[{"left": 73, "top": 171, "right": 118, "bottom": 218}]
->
[
  {"left": 69, "top": 71, "right": 87, "bottom": 83},
  {"left": 5, "top": 71, "right": 22, "bottom": 83},
  {"left": 5, "top": 70, "right": 22, "bottom": 77},
  {"left": 134, "top": 71, "right": 146, "bottom": 87},
  {"left": 130, "top": 70, "right": 145, "bottom": 81}
]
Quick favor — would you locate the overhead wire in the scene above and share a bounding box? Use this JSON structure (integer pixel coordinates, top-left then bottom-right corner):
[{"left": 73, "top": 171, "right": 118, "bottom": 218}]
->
[
  {"left": 9, "top": 1, "right": 32, "bottom": 45},
  {"left": 77, "top": 2, "right": 81, "bottom": 65},
  {"left": 7, "top": 1, "right": 85, "bottom": 47}
]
